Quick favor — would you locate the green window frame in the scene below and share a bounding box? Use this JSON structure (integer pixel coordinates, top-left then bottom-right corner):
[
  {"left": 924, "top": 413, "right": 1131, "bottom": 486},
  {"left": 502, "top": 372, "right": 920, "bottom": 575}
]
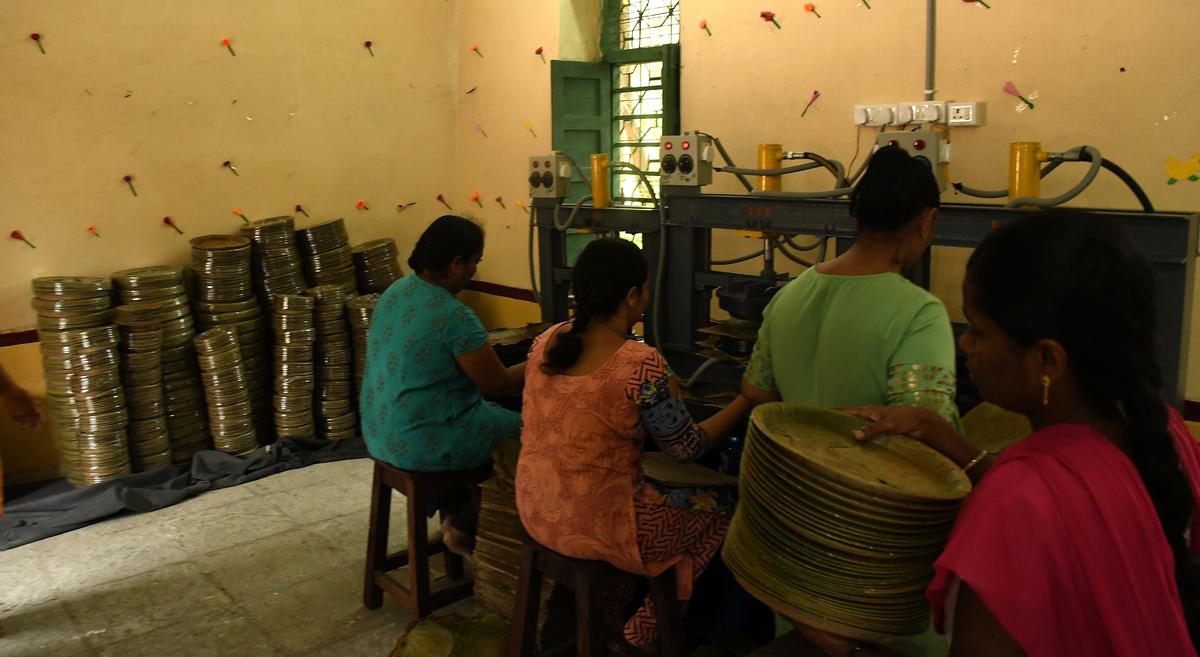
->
[{"left": 551, "top": 1, "right": 680, "bottom": 207}]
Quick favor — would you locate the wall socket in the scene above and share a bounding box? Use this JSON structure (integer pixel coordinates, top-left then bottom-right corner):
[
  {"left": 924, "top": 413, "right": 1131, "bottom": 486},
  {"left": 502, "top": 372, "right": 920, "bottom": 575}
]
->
[{"left": 947, "top": 101, "right": 984, "bottom": 126}]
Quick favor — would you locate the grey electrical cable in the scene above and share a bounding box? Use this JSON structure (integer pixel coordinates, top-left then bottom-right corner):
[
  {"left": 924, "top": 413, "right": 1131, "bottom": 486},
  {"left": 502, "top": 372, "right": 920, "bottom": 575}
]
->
[
  {"left": 679, "top": 356, "right": 721, "bottom": 389},
  {"left": 718, "top": 162, "right": 826, "bottom": 176},
  {"left": 751, "top": 187, "right": 854, "bottom": 200},
  {"left": 527, "top": 203, "right": 540, "bottom": 303},
  {"left": 711, "top": 250, "right": 766, "bottom": 266},
  {"left": 954, "top": 148, "right": 1082, "bottom": 198},
  {"left": 696, "top": 131, "right": 755, "bottom": 193},
  {"left": 554, "top": 195, "right": 594, "bottom": 231},
  {"left": 1006, "top": 146, "right": 1102, "bottom": 208},
  {"left": 608, "top": 161, "right": 667, "bottom": 350},
  {"left": 558, "top": 152, "right": 592, "bottom": 186},
  {"left": 785, "top": 153, "right": 847, "bottom": 188}
]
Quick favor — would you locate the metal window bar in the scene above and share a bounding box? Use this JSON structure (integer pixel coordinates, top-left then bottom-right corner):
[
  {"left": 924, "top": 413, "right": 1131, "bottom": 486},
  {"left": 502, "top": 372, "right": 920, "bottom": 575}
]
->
[{"left": 618, "top": 0, "right": 680, "bottom": 50}]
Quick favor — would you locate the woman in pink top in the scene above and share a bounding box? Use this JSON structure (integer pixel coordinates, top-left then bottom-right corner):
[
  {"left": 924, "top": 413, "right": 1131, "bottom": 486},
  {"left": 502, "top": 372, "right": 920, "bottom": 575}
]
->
[
  {"left": 820, "top": 211, "right": 1200, "bottom": 656},
  {"left": 517, "top": 238, "right": 752, "bottom": 654}
]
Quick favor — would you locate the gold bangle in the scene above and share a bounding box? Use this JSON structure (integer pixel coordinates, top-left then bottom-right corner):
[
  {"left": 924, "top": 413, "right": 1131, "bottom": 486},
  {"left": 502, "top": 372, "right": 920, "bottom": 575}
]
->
[{"left": 961, "top": 449, "right": 992, "bottom": 474}]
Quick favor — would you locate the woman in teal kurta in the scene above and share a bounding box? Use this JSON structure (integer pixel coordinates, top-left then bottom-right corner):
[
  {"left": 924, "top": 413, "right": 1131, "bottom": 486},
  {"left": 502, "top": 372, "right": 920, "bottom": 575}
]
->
[
  {"left": 360, "top": 216, "right": 524, "bottom": 473},
  {"left": 738, "top": 146, "right": 960, "bottom": 657}
]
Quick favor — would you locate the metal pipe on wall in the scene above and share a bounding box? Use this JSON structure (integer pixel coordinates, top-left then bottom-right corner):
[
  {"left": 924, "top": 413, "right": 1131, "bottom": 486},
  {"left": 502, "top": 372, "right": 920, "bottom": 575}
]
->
[{"left": 925, "top": 0, "right": 936, "bottom": 101}]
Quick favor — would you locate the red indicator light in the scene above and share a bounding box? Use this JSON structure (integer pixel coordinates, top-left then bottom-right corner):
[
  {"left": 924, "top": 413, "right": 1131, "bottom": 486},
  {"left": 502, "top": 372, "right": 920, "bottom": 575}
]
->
[{"left": 681, "top": 141, "right": 690, "bottom": 150}]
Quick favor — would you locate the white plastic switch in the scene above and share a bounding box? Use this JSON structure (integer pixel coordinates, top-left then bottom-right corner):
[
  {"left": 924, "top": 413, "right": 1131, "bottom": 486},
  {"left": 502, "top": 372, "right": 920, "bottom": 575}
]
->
[
  {"left": 897, "top": 101, "right": 947, "bottom": 125},
  {"left": 853, "top": 104, "right": 898, "bottom": 126},
  {"left": 946, "top": 101, "right": 984, "bottom": 126}
]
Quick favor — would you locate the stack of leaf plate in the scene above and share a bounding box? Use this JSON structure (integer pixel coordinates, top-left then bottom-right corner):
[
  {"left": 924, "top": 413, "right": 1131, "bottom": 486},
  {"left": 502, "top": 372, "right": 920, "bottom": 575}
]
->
[{"left": 723, "top": 404, "right": 970, "bottom": 642}]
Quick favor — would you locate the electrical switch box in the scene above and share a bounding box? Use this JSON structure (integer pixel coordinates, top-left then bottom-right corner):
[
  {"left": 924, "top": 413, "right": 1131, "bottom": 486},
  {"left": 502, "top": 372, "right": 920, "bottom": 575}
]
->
[
  {"left": 896, "top": 101, "right": 947, "bottom": 125},
  {"left": 660, "top": 132, "right": 713, "bottom": 187},
  {"left": 853, "top": 104, "right": 899, "bottom": 127},
  {"left": 528, "top": 153, "right": 572, "bottom": 199},
  {"left": 876, "top": 130, "right": 951, "bottom": 191}
]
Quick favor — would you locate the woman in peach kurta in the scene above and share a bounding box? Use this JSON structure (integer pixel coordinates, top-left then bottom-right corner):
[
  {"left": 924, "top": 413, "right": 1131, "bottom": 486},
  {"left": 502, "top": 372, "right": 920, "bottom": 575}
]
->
[{"left": 516, "top": 238, "right": 751, "bottom": 651}]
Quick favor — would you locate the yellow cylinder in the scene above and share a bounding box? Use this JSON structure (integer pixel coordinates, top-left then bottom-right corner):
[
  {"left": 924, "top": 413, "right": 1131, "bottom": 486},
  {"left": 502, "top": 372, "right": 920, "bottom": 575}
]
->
[
  {"left": 1008, "top": 141, "right": 1043, "bottom": 203},
  {"left": 757, "top": 144, "right": 783, "bottom": 192},
  {"left": 590, "top": 154, "right": 611, "bottom": 209}
]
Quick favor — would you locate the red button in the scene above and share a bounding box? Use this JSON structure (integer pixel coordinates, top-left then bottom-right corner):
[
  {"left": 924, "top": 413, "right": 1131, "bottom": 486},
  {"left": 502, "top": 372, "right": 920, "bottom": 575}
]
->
[
  {"left": 544, "top": 161, "right": 551, "bottom": 168},
  {"left": 913, "top": 139, "right": 926, "bottom": 151},
  {"left": 888, "top": 140, "right": 899, "bottom": 147},
  {"left": 664, "top": 142, "right": 673, "bottom": 150},
  {"left": 682, "top": 141, "right": 690, "bottom": 150},
  {"left": 532, "top": 161, "right": 540, "bottom": 168}
]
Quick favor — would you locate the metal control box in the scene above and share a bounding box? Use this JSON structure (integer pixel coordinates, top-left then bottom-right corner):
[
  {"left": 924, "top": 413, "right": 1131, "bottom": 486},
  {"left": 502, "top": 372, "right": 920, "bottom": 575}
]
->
[
  {"left": 528, "top": 153, "right": 573, "bottom": 199},
  {"left": 660, "top": 132, "right": 714, "bottom": 187},
  {"left": 875, "top": 130, "right": 951, "bottom": 191}
]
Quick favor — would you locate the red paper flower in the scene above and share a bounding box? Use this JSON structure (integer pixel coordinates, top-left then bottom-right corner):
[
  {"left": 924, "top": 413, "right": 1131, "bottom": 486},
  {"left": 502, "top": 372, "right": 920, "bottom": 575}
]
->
[
  {"left": 535, "top": 47, "right": 543, "bottom": 55},
  {"left": 364, "top": 40, "right": 374, "bottom": 57},
  {"left": 356, "top": 199, "right": 369, "bottom": 210},
  {"left": 436, "top": 194, "right": 452, "bottom": 209},
  {"left": 87, "top": 224, "right": 100, "bottom": 237},
  {"left": 10, "top": 230, "right": 35, "bottom": 248},
  {"left": 760, "top": 11, "right": 781, "bottom": 28},
  {"left": 30, "top": 33, "right": 40, "bottom": 41},
  {"left": 221, "top": 37, "right": 231, "bottom": 47},
  {"left": 494, "top": 196, "right": 506, "bottom": 209},
  {"left": 163, "top": 216, "right": 183, "bottom": 234},
  {"left": 123, "top": 174, "right": 132, "bottom": 182},
  {"left": 294, "top": 204, "right": 309, "bottom": 217}
]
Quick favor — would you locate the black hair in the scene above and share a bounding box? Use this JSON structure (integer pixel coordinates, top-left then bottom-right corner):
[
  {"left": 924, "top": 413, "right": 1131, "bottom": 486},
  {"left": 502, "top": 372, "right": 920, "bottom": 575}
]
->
[
  {"left": 407, "top": 215, "right": 484, "bottom": 272},
  {"left": 849, "top": 145, "right": 941, "bottom": 233},
  {"left": 967, "top": 210, "right": 1199, "bottom": 647},
  {"left": 543, "top": 238, "right": 648, "bottom": 374}
]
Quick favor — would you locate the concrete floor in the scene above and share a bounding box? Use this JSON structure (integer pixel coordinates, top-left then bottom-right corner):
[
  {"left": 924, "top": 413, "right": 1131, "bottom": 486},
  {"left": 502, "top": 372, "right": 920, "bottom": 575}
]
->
[{"left": 0, "top": 458, "right": 468, "bottom": 657}]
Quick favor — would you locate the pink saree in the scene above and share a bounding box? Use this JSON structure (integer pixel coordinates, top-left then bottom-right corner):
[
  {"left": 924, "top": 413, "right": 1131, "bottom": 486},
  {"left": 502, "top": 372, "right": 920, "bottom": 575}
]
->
[{"left": 926, "top": 409, "right": 1200, "bottom": 656}]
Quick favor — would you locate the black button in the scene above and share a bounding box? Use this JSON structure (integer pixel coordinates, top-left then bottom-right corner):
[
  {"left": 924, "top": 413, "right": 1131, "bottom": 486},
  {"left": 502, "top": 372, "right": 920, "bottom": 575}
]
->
[
  {"left": 529, "top": 171, "right": 542, "bottom": 187},
  {"left": 661, "top": 154, "right": 677, "bottom": 174},
  {"left": 541, "top": 171, "right": 555, "bottom": 188},
  {"left": 679, "top": 154, "right": 694, "bottom": 174}
]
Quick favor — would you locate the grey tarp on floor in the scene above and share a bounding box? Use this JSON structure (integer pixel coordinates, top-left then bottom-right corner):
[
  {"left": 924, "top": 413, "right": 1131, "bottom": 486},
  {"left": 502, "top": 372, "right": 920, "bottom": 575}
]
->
[{"left": 0, "top": 437, "right": 368, "bottom": 550}]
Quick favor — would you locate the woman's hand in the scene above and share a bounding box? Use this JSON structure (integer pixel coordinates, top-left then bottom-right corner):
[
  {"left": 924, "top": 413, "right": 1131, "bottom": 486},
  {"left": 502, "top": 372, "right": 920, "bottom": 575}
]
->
[{"left": 841, "top": 406, "right": 977, "bottom": 467}]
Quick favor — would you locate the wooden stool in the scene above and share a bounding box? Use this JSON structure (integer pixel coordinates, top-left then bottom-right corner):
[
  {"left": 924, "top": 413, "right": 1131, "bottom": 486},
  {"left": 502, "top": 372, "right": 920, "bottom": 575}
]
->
[
  {"left": 508, "top": 538, "right": 686, "bottom": 657},
  {"left": 362, "top": 459, "right": 493, "bottom": 618}
]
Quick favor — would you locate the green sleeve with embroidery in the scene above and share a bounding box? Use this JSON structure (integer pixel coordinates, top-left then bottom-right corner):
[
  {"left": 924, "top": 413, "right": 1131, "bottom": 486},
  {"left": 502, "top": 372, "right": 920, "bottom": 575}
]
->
[
  {"left": 744, "top": 321, "right": 777, "bottom": 392},
  {"left": 887, "top": 300, "right": 963, "bottom": 432}
]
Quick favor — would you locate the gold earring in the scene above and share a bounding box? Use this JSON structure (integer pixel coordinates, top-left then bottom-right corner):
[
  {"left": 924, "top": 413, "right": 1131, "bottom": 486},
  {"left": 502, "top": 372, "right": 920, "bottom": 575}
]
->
[{"left": 1041, "top": 375, "right": 1051, "bottom": 407}]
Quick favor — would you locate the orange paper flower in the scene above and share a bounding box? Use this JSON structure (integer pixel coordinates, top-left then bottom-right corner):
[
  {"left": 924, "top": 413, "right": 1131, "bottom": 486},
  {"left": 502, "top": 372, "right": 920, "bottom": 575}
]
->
[
  {"left": 805, "top": 3, "right": 822, "bottom": 18},
  {"left": 469, "top": 43, "right": 483, "bottom": 57},
  {"left": 356, "top": 199, "right": 369, "bottom": 210}
]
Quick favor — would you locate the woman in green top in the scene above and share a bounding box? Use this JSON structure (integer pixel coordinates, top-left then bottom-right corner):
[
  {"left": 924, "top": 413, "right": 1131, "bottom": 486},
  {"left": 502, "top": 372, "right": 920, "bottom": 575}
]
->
[
  {"left": 738, "top": 146, "right": 960, "bottom": 656},
  {"left": 742, "top": 145, "right": 960, "bottom": 425}
]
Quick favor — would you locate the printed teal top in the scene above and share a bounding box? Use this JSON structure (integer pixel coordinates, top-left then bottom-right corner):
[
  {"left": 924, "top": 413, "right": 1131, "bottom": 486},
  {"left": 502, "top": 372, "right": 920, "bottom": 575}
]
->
[{"left": 360, "top": 275, "right": 520, "bottom": 472}]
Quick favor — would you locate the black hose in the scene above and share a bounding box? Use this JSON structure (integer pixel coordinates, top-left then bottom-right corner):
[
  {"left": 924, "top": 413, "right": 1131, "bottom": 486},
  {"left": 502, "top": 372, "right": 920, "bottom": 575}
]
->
[
  {"left": 712, "top": 250, "right": 766, "bottom": 266},
  {"left": 777, "top": 243, "right": 814, "bottom": 267},
  {"left": 1096, "top": 158, "right": 1155, "bottom": 212}
]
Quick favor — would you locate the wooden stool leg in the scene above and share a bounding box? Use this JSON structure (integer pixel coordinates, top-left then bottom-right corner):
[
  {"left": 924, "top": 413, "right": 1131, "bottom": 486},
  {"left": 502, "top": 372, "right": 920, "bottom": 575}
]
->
[
  {"left": 575, "top": 575, "right": 605, "bottom": 657},
  {"left": 407, "top": 478, "right": 432, "bottom": 618},
  {"left": 649, "top": 569, "right": 685, "bottom": 657},
  {"left": 363, "top": 463, "right": 391, "bottom": 610},
  {"left": 507, "top": 544, "right": 542, "bottom": 657},
  {"left": 441, "top": 506, "right": 465, "bottom": 581}
]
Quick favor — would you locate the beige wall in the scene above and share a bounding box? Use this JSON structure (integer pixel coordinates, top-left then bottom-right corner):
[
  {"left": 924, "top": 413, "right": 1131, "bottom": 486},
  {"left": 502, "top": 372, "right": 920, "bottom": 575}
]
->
[{"left": 0, "top": 0, "right": 459, "bottom": 332}]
